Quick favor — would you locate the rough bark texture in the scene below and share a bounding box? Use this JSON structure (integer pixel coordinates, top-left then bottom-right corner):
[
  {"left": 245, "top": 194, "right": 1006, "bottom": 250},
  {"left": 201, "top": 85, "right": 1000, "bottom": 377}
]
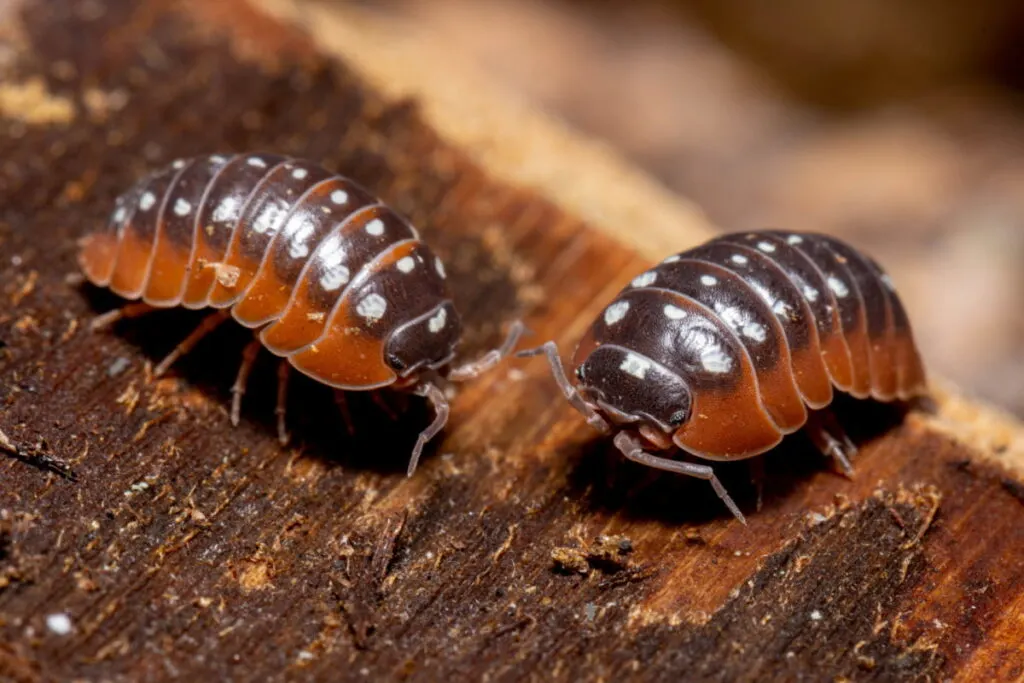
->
[{"left": 0, "top": 1, "right": 1022, "bottom": 682}]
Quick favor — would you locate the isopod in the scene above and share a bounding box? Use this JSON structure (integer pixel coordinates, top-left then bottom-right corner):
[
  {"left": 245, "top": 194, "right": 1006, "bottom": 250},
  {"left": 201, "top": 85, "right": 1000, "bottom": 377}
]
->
[
  {"left": 520, "top": 231, "right": 926, "bottom": 523},
  {"left": 79, "top": 153, "right": 523, "bottom": 472}
]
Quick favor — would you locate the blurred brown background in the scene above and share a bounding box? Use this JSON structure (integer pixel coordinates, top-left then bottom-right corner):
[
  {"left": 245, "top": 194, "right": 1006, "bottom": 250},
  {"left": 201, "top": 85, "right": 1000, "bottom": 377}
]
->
[{"left": 323, "top": 0, "right": 1024, "bottom": 415}]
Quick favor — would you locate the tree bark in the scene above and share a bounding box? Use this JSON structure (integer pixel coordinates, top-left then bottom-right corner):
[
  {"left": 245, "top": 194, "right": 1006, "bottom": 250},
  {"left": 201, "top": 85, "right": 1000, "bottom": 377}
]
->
[{"left": 0, "top": 1, "right": 1021, "bottom": 681}]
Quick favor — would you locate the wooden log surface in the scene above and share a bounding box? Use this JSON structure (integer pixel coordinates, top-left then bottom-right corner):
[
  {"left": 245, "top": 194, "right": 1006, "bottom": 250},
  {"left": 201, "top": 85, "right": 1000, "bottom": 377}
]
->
[{"left": 0, "top": 1, "right": 1022, "bottom": 681}]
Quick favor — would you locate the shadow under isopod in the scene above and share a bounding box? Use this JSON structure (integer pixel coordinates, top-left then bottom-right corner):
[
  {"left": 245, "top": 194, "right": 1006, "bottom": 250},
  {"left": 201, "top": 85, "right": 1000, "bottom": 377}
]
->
[
  {"left": 80, "top": 285, "right": 435, "bottom": 475},
  {"left": 563, "top": 392, "right": 912, "bottom": 526}
]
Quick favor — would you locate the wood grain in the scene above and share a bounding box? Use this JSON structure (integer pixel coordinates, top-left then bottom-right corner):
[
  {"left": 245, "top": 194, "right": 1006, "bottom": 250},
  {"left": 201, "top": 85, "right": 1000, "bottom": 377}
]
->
[{"left": 0, "top": 1, "right": 1021, "bottom": 681}]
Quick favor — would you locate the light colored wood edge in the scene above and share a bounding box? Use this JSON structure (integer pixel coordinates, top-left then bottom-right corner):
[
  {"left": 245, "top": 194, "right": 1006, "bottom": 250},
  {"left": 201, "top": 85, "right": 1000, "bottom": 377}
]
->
[
  {"left": 249, "top": 0, "right": 1024, "bottom": 476},
  {"left": 920, "top": 380, "right": 1024, "bottom": 476},
  {"left": 251, "top": 0, "right": 718, "bottom": 260}
]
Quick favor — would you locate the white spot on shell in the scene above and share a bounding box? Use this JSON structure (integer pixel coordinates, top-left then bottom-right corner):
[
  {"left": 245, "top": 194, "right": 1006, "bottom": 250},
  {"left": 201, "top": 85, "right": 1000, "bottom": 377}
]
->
[
  {"left": 700, "top": 347, "right": 733, "bottom": 374},
  {"left": 881, "top": 274, "right": 896, "bottom": 291},
  {"left": 173, "top": 198, "right": 191, "bottom": 216},
  {"left": 247, "top": 156, "right": 267, "bottom": 168},
  {"left": 172, "top": 159, "right": 186, "bottom": 170},
  {"left": 330, "top": 190, "right": 348, "bottom": 205},
  {"left": 663, "top": 304, "right": 686, "bottom": 320},
  {"left": 318, "top": 235, "right": 349, "bottom": 291},
  {"left": 211, "top": 154, "right": 227, "bottom": 164},
  {"left": 428, "top": 307, "right": 447, "bottom": 333},
  {"left": 802, "top": 285, "right": 819, "bottom": 302},
  {"left": 320, "top": 265, "right": 349, "bottom": 291},
  {"left": 286, "top": 219, "right": 315, "bottom": 258},
  {"left": 827, "top": 276, "right": 849, "bottom": 298},
  {"left": 365, "top": 219, "right": 385, "bottom": 236},
  {"left": 757, "top": 241, "right": 776, "bottom": 253},
  {"left": 356, "top": 293, "right": 387, "bottom": 322},
  {"left": 291, "top": 168, "right": 308, "bottom": 180},
  {"left": 212, "top": 196, "right": 240, "bottom": 223},
  {"left": 619, "top": 352, "right": 651, "bottom": 380},
  {"left": 139, "top": 192, "right": 156, "bottom": 212},
  {"left": 731, "top": 254, "right": 748, "bottom": 265},
  {"left": 112, "top": 206, "right": 127, "bottom": 223},
  {"left": 700, "top": 275, "right": 718, "bottom": 286},
  {"left": 787, "top": 234, "right": 803, "bottom": 245},
  {"left": 631, "top": 271, "right": 657, "bottom": 288},
  {"left": 743, "top": 322, "right": 767, "bottom": 342},
  {"left": 46, "top": 613, "right": 72, "bottom": 635},
  {"left": 435, "top": 258, "right": 446, "bottom": 279},
  {"left": 604, "top": 301, "right": 630, "bottom": 326},
  {"left": 252, "top": 200, "right": 288, "bottom": 234},
  {"left": 662, "top": 254, "right": 681, "bottom": 264},
  {"left": 773, "top": 300, "right": 792, "bottom": 317},
  {"left": 396, "top": 256, "right": 416, "bottom": 273},
  {"left": 716, "top": 303, "right": 767, "bottom": 343}
]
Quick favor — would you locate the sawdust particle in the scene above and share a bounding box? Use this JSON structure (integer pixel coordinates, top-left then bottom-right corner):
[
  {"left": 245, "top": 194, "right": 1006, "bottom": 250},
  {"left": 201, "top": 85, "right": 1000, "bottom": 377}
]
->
[{"left": 239, "top": 561, "right": 273, "bottom": 592}]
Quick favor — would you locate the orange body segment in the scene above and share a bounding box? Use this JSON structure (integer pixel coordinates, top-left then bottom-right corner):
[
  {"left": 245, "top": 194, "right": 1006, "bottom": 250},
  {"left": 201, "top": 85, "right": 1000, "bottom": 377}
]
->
[
  {"left": 144, "top": 239, "right": 192, "bottom": 304},
  {"left": 108, "top": 229, "right": 157, "bottom": 299},
  {"left": 78, "top": 233, "right": 119, "bottom": 286},
  {"left": 672, "top": 385, "right": 784, "bottom": 460},
  {"left": 289, "top": 321, "right": 395, "bottom": 389},
  {"left": 788, "top": 344, "right": 834, "bottom": 409},
  {"left": 754, "top": 361, "right": 808, "bottom": 434},
  {"left": 820, "top": 326, "right": 856, "bottom": 392},
  {"left": 259, "top": 276, "right": 332, "bottom": 352}
]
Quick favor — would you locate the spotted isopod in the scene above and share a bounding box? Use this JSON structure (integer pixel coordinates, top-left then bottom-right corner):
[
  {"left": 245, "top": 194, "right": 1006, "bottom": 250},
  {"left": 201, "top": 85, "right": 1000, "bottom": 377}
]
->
[
  {"left": 520, "top": 231, "right": 926, "bottom": 523},
  {"left": 79, "top": 153, "right": 524, "bottom": 472}
]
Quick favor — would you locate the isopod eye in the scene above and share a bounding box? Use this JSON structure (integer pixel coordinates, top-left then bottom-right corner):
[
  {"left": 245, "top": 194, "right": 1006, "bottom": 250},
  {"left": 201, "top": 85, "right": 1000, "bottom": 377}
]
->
[
  {"left": 386, "top": 353, "right": 407, "bottom": 371},
  {"left": 576, "top": 345, "right": 691, "bottom": 432}
]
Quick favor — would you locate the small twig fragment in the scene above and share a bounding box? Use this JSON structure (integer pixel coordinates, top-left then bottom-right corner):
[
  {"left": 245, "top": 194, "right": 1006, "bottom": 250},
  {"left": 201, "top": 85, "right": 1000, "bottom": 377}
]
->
[{"left": 0, "top": 428, "right": 77, "bottom": 481}]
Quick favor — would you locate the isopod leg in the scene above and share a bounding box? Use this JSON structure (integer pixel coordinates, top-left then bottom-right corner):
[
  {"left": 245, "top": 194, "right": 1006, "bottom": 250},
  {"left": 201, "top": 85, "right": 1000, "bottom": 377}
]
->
[
  {"left": 90, "top": 302, "right": 159, "bottom": 331},
  {"left": 805, "top": 409, "right": 857, "bottom": 477},
  {"left": 152, "top": 310, "right": 230, "bottom": 377},
  {"left": 371, "top": 391, "right": 400, "bottom": 421},
  {"left": 447, "top": 320, "right": 526, "bottom": 382},
  {"left": 334, "top": 391, "right": 356, "bottom": 436},
  {"left": 276, "top": 361, "right": 291, "bottom": 446},
  {"left": 613, "top": 432, "right": 747, "bottom": 525},
  {"left": 230, "top": 337, "right": 262, "bottom": 427},
  {"left": 749, "top": 455, "right": 766, "bottom": 513},
  {"left": 407, "top": 382, "right": 450, "bottom": 476}
]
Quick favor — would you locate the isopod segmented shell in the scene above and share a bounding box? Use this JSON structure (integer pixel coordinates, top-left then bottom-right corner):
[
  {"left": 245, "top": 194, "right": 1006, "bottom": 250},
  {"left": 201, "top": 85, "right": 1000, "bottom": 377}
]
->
[
  {"left": 572, "top": 230, "right": 926, "bottom": 461},
  {"left": 79, "top": 153, "right": 464, "bottom": 390},
  {"left": 80, "top": 153, "right": 524, "bottom": 474}
]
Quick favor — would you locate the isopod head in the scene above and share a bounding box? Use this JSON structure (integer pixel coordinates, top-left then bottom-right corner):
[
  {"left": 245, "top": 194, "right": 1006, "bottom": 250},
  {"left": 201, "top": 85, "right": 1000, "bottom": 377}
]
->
[
  {"left": 384, "top": 302, "right": 464, "bottom": 378},
  {"left": 574, "top": 345, "right": 692, "bottom": 433}
]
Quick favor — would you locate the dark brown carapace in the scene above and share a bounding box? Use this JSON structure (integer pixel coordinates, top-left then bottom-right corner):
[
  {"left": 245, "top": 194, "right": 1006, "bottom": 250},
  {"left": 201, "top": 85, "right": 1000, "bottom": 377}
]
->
[
  {"left": 79, "top": 153, "right": 522, "bottom": 472},
  {"left": 521, "top": 231, "right": 927, "bottom": 523}
]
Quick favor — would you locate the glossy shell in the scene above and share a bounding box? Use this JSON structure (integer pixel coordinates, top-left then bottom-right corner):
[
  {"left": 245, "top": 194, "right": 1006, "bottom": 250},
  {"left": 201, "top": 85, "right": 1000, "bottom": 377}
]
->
[
  {"left": 78, "top": 153, "right": 463, "bottom": 390},
  {"left": 571, "top": 231, "right": 927, "bottom": 461}
]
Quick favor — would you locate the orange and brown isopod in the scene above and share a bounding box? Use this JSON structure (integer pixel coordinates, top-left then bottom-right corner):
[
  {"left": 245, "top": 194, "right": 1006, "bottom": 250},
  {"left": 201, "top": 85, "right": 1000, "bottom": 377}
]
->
[
  {"left": 520, "top": 231, "right": 927, "bottom": 523},
  {"left": 79, "top": 153, "right": 523, "bottom": 472}
]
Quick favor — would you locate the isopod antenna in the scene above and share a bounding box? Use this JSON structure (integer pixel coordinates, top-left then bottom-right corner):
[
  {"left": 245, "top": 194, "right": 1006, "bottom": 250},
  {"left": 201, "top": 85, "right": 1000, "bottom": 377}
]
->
[
  {"left": 447, "top": 320, "right": 527, "bottom": 382},
  {"left": 516, "top": 341, "right": 611, "bottom": 434}
]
